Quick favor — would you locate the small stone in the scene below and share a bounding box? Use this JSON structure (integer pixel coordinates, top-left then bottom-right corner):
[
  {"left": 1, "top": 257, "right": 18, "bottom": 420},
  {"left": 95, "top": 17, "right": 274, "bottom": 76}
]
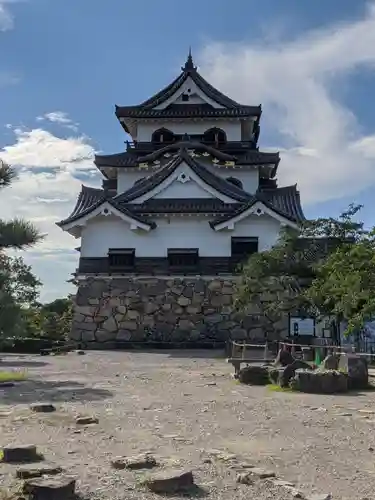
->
[
  {"left": 30, "top": 404, "right": 56, "bottom": 413},
  {"left": 336, "top": 412, "right": 352, "bottom": 417},
  {"left": 75, "top": 416, "right": 98, "bottom": 425},
  {"left": 2, "top": 444, "right": 40, "bottom": 463},
  {"left": 77, "top": 350, "right": 85, "bottom": 355},
  {"left": 272, "top": 479, "right": 295, "bottom": 487},
  {"left": 369, "top": 446, "right": 374, "bottom": 452},
  {"left": 16, "top": 464, "right": 63, "bottom": 479},
  {"left": 144, "top": 469, "right": 194, "bottom": 494},
  {"left": 236, "top": 472, "right": 254, "bottom": 485},
  {"left": 307, "top": 495, "right": 332, "bottom": 500},
  {"left": 358, "top": 409, "right": 375, "bottom": 415},
  {"left": 23, "top": 475, "right": 76, "bottom": 500},
  {"left": 249, "top": 467, "right": 276, "bottom": 479},
  {"left": 111, "top": 453, "right": 157, "bottom": 470}
]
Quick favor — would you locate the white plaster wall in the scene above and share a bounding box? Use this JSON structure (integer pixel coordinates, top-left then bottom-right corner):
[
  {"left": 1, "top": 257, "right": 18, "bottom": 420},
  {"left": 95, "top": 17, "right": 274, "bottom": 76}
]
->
[
  {"left": 211, "top": 168, "right": 259, "bottom": 194},
  {"left": 80, "top": 214, "right": 282, "bottom": 258},
  {"left": 117, "top": 170, "right": 149, "bottom": 193},
  {"left": 129, "top": 163, "right": 236, "bottom": 203},
  {"left": 154, "top": 76, "right": 224, "bottom": 109},
  {"left": 137, "top": 121, "right": 241, "bottom": 142}
]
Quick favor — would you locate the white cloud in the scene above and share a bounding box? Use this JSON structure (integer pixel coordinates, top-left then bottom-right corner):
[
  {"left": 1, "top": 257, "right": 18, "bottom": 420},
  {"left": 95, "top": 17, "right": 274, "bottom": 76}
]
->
[
  {"left": 0, "top": 125, "right": 100, "bottom": 301},
  {"left": 36, "top": 112, "right": 80, "bottom": 132},
  {"left": 199, "top": 3, "right": 375, "bottom": 205},
  {"left": 0, "top": 0, "right": 23, "bottom": 31}
]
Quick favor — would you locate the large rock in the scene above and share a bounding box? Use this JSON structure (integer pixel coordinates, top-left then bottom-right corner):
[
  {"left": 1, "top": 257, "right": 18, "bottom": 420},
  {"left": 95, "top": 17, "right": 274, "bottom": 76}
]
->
[
  {"left": 320, "top": 354, "right": 339, "bottom": 370},
  {"left": 292, "top": 369, "right": 348, "bottom": 394},
  {"left": 111, "top": 453, "right": 157, "bottom": 470},
  {"left": 2, "top": 444, "right": 40, "bottom": 463},
  {"left": 23, "top": 476, "right": 76, "bottom": 500},
  {"left": 274, "top": 348, "right": 295, "bottom": 367},
  {"left": 144, "top": 469, "right": 194, "bottom": 493},
  {"left": 339, "top": 353, "right": 368, "bottom": 389},
  {"left": 279, "top": 360, "right": 312, "bottom": 388},
  {"left": 238, "top": 365, "right": 269, "bottom": 385}
]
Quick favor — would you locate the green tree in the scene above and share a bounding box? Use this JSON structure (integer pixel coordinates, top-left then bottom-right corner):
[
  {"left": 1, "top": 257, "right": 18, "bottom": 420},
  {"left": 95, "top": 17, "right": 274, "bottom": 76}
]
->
[
  {"left": 234, "top": 204, "right": 365, "bottom": 339},
  {"left": 0, "top": 254, "right": 41, "bottom": 337},
  {"left": 307, "top": 228, "right": 375, "bottom": 336},
  {"left": 0, "top": 160, "right": 43, "bottom": 250},
  {"left": 0, "top": 159, "right": 44, "bottom": 339},
  {"left": 25, "top": 297, "right": 73, "bottom": 341}
]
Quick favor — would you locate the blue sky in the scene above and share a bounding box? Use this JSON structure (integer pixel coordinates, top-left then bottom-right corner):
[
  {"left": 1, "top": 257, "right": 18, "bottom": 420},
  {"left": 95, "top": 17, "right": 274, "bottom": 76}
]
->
[{"left": 1, "top": 0, "right": 375, "bottom": 301}]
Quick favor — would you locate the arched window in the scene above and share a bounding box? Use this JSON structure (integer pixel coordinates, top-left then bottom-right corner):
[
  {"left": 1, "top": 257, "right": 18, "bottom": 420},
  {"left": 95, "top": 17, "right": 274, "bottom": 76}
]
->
[
  {"left": 151, "top": 128, "right": 175, "bottom": 144},
  {"left": 203, "top": 128, "right": 227, "bottom": 145},
  {"left": 226, "top": 177, "right": 243, "bottom": 189}
]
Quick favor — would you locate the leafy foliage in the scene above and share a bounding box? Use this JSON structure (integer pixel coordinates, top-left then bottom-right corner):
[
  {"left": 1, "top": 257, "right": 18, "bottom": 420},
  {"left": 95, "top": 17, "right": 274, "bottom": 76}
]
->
[
  {"left": 0, "top": 159, "right": 43, "bottom": 251},
  {"left": 0, "top": 254, "right": 41, "bottom": 338},
  {"left": 234, "top": 204, "right": 374, "bottom": 337}
]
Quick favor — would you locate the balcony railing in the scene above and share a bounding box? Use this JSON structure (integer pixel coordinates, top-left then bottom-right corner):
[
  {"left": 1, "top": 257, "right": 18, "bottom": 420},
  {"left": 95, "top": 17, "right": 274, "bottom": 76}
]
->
[{"left": 126, "top": 140, "right": 256, "bottom": 152}]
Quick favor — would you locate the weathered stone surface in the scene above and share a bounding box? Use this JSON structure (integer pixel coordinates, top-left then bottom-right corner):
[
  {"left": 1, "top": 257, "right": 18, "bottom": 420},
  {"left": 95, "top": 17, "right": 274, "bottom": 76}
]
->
[
  {"left": 279, "top": 360, "right": 312, "bottom": 388},
  {"left": 274, "top": 348, "right": 295, "bottom": 367},
  {"left": 236, "top": 472, "right": 254, "bottom": 484},
  {"left": 111, "top": 453, "right": 157, "bottom": 470},
  {"left": 249, "top": 467, "right": 276, "bottom": 479},
  {"left": 16, "top": 463, "right": 63, "bottom": 479},
  {"left": 75, "top": 416, "right": 98, "bottom": 425},
  {"left": 144, "top": 469, "right": 194, "bottom": 493},
  {"left": 307, "top": 495, "right": 332, "bottom": 500},
  {"left": 320, "top": 354, "right": 339, "bottom": 370},
  {"left": 2, "top": 444, "right": 40, "bottom": 463},
  {"left": 238, "top": 365, "right": 269, "bottom": 385},
  {"left": 339, "top": 353, "right": 368, "bottom": 389},
  {"left": 30, "top": 404, "right": 56, "bottom": 413},
  {"left": 292, "top": 369, "right": 348, "bottom": 394},
  {"left": 23, "top": 476, "right": 76, "bottom": 500},
  {"left": 70, "top": 277, "right": 290, "bottom": 345}
]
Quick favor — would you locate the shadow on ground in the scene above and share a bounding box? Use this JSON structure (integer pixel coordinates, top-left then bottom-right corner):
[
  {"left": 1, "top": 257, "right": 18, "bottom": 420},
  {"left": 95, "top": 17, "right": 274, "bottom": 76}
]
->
[
  {"left": 0, "top": 359, "right": 49, "bottom": 368},
  {"left": 0, "top": 379, "right": 113, "bottom": 405}
]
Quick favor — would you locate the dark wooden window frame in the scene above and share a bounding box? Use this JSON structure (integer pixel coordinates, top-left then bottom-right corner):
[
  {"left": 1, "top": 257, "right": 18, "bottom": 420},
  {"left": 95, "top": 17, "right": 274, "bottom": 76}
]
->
[
  {"left": 231, "top": 237, "right": 259, "bottom": 259},
  {"left": 108, "top": 248, "right": 135, "bottom": 269},
  {"left": 167, "top": 248, "right": 199, "bottom": 269}
]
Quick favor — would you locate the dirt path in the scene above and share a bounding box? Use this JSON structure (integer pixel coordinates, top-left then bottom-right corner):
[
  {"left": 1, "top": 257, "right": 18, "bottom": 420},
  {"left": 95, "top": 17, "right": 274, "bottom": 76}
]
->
[{"left": 0, "top": 351, "right": 374, "bottom": 499}]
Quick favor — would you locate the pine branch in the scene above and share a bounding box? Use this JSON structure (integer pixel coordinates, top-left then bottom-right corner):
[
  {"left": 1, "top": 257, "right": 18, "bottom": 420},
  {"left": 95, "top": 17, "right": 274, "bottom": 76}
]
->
[
  {"left": 0, "top": 159, "right": 16, "bottom": 187},
  {"left": 0, "top": 218, "right": 44, "bottom": 250}
]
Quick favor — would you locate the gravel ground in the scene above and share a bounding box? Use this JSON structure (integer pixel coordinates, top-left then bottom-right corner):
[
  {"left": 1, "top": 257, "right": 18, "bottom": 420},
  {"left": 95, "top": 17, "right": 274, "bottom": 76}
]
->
[{"left": 0, "top": 350, "right": 375, "bottom": 499}]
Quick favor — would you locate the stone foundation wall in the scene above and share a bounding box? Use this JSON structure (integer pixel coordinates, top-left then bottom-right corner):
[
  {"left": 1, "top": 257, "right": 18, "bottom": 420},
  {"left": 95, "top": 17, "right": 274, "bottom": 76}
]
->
[{"left": 70, "top": 276, "right": 288, "bottom": 348}]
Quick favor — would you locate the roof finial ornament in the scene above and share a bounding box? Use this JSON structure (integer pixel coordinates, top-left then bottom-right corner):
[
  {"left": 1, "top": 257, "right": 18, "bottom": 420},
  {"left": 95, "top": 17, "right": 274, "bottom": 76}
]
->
[{"left": 182, "top": 47, "right": 196, "bottom": 72}]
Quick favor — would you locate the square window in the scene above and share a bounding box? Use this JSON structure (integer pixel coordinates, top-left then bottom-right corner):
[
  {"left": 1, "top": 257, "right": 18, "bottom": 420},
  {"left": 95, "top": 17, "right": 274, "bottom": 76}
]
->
[
  {"left": 167, "top": 248, "right": 198, "bottom": 267},
  {"left": 181, "top": 93, "right": 190, "bottom": 102},
  {"left": 231, "top": 237, "right": 258, "bottom": 258},
  {"left": 108, "top": 248, "right": 135, "bottom": 268}
]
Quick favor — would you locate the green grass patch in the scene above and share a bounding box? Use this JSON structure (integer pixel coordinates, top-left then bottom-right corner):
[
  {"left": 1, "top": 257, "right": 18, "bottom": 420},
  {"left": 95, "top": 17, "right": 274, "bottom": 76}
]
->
[
  {"left": 0, "top": 371, "right": 26, "bottom": 382},
  {"left": 266, "top": 384, "right": 295, "bottom": 393}
]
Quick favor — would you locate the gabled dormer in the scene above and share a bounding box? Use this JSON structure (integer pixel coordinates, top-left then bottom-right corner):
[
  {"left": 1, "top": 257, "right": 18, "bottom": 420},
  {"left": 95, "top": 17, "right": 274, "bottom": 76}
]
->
[{"left": 115, "top": 50, "right": 261, "bottom": 145}]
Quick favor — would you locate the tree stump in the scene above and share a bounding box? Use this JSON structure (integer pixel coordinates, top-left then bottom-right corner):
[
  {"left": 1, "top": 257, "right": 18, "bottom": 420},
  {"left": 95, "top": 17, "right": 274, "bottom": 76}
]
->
[
  {"left": 30, "top": 404, "right": 56, "bottom": 413},
  {"left": 2, "top": 444, "right": 40, "bottom": 463},
  {"left": 238, "top": 365, "right": 269, "bottom": 385},
  {"left": 23, "top": 476, "right": 76, "bottom": 500}
]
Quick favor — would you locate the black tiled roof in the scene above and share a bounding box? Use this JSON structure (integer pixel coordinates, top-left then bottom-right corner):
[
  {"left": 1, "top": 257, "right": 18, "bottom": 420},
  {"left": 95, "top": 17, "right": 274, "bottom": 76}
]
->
[
  {"left": 115, "top": 104, "right": 261, "bottom": 120},
  {"left": 94, "top": 142, "right": 279, "bottom": 173},
  {"left": 210, "top": 185, "right": 305, "bottom": 228},
  {"left": 128, "top": 198, "right": 241, "bottom": 215},
  {"left": 114, "top": 148, "right": 252, "bottom": 203},
  {"left": 56, "top": 185, "right": 156, "bottom": 229},
  {"left": 115, "top": 53, "right": 261, "bottom": 127}
]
